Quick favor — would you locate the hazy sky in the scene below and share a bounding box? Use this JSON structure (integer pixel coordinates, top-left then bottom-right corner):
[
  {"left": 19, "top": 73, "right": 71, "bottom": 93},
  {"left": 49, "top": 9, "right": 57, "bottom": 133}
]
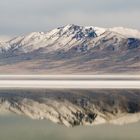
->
[{"left": 0, "top": 0, "right": 140, "bottom": 38}]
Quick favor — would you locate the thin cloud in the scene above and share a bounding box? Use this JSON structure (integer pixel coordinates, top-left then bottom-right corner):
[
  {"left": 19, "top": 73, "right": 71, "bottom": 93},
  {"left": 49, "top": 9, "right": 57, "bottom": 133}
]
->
[{"left": 0, "top": 0, "right": 139, "bottom": 36}]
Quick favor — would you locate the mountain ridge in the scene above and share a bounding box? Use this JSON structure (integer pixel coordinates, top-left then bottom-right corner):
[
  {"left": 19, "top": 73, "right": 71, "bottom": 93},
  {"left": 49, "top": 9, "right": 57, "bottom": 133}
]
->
[
  {"left": 1, "top": 24, "right": 140, "bottom": 54},
  {"left": 0, "top": 24, "right": 140, "bottom": 74}
]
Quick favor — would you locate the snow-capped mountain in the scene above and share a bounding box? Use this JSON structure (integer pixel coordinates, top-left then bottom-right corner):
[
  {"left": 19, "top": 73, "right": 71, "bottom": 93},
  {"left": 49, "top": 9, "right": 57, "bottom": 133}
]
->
[
  {"left": 0, "top": 24, "right": 140, "bottom": 54},
  {"left": 0, "top": 89, "right": 140, "bottom": 127},
  {"left": 0, "top": 24, "right": 140, "bottom": 74},
  {"left": 0, "top": 24, "right": 106, "bottom": 53}
]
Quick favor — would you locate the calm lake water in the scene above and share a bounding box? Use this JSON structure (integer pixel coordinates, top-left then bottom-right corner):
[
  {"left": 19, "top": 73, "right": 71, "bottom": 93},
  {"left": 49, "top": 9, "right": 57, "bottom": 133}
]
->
[{"left": 0, "top": 113, "right": 140, "bottom": 140}]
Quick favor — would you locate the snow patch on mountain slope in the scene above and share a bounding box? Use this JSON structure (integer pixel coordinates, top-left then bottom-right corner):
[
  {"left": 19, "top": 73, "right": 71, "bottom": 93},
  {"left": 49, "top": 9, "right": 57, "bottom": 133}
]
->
[{"left": 109, "top": 27, "right": 140, "bottom": 38}]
